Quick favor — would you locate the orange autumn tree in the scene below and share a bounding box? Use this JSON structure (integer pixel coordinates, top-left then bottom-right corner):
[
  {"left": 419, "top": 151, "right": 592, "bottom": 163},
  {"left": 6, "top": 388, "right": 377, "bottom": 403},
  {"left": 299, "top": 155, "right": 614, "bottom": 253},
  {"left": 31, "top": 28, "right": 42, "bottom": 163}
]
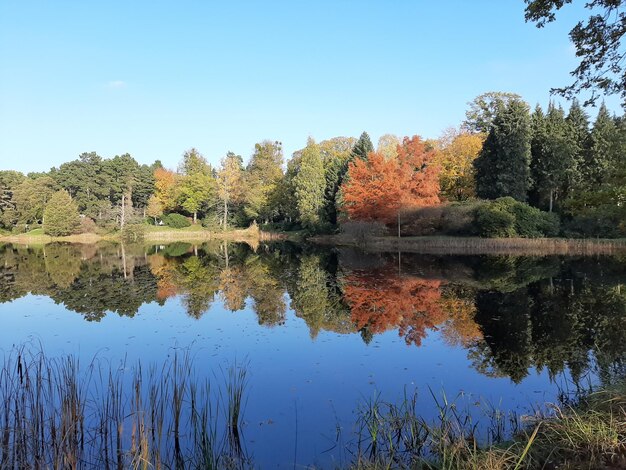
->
[
  {"left": 341, "top": 135, "right": 440, "bottom": 223},
  {"left": 342, "top": 266, "right": 446, "bottom": 346}
]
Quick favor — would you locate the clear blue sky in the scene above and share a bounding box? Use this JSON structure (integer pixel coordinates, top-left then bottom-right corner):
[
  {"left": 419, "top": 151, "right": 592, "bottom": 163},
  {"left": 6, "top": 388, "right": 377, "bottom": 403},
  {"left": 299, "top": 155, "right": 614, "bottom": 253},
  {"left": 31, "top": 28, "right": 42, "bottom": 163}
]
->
[{"left": 0, "top": 1, "right": 621, "bottom": 173}]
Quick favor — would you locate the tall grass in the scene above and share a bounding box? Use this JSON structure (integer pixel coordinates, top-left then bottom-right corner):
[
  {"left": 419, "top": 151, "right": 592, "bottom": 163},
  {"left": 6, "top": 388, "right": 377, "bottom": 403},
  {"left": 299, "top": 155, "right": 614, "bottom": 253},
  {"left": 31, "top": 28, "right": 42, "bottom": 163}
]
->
[
  {"left": 0, "top": 347, "right": 251, "bottom": 469},
  {"left": 317, "top": 234, "right": 626, "bottom": 256},
  {"left": 348, "top": 385, "right": 626, "bottom": 469}
]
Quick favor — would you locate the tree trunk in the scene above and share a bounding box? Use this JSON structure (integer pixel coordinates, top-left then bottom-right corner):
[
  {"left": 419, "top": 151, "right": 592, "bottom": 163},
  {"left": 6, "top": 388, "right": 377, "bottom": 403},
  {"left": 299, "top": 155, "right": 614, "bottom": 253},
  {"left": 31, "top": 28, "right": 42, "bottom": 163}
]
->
[
  {"left": 120, "top": 194, "right": 126, "bottom": 229},
  {"left": 223, "top": 199, "right": 228, "bottom": 231},
  {"left": 193, "top": 211, "right": 197, "bottom": 224},
  {"left": 397, "top": 211, "right": 401, "bottom": 238}
]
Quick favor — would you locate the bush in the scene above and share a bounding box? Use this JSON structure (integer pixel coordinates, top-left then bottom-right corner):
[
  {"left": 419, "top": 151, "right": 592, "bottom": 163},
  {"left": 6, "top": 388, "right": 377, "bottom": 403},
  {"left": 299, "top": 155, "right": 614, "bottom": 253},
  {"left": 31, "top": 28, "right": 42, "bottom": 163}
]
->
[
  {"left": 340, "top": 220, "right": 388, "bottom": 244},
  {"left": 563, "top": 207, "right": 623, "bottom": 238},
  {"left": 473, "top": 197, "right": 560, "bottom": 238},
  {"left": 398, "top": 202, "right": 481, "bottom": 236},
  {"left": 400, "top": 206, "right": 444, "bottom": 236},
  {"left": 162, "top": 213, "right": 191, "bottom": 229},
  {"left": 474, "top": 204, "right": 516, "bottom": 238},
  {"left": 440, "top": 202, "right": 481, "bottom": 235},
  {"left": 537, "top": 211, "right": 560, "bottom": 237},
  {"left": 78, "top": 217, "right": 97, "bottom": 234}
]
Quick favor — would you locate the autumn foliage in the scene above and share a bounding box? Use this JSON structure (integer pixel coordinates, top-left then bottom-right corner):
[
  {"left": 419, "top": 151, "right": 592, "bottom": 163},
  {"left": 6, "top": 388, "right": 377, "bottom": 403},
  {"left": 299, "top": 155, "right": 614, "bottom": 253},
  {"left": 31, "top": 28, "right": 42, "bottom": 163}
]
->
[
  {"left": 342, "top": 268, "right": 445, "bottom": 346},
  {"left": 341, "top": 136, "right": 440, "bottom": 223},
  {"left": 154, "top": 167, "right": 179, "bottom": 212}
]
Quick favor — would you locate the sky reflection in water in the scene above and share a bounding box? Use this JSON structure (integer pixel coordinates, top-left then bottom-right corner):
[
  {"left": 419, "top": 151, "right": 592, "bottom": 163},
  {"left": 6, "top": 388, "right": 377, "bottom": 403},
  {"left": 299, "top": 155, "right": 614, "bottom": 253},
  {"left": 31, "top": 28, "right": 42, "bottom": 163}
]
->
[{"left": 1, "top": 241, "right": 624, "bottom": 467}]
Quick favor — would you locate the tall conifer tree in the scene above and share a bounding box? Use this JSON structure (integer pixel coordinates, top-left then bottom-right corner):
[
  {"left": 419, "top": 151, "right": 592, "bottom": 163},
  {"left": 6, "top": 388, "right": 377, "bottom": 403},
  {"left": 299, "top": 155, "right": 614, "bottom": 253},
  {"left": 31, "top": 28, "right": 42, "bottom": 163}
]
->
[{"left": 474, "top": 98, "right": 532, "bottom": 201}]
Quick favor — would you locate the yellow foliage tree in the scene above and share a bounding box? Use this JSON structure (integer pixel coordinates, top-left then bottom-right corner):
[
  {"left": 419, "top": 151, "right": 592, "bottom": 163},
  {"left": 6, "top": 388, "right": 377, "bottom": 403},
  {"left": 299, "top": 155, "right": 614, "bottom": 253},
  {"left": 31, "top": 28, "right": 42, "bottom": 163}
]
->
[
  {"left": 434, "top": 128, "right": 485, "bottom": 201},
  {"left": 154, "top": 167, "right": 179, "bottom": 212}
]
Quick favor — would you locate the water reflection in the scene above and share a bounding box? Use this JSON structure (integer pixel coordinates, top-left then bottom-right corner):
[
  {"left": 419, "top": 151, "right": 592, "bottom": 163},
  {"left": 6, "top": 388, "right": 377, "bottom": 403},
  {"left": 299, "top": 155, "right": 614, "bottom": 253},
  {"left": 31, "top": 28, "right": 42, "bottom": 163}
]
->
[{"left": 2, "top": 241, "right": 626, "bottom": 386}]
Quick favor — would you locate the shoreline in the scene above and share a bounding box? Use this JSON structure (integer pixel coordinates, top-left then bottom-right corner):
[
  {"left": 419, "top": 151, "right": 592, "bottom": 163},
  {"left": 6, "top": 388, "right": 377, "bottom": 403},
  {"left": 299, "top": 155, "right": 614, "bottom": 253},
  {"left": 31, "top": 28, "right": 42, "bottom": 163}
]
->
[
  {"left": 3, "top": 230, "right": 626, "bottom": 256},
  {"left": 309, "top": 234, "right": 626, "bottom": 255},
  {"left": 0, "top": 227, "right": 289, "bottom": 246}
]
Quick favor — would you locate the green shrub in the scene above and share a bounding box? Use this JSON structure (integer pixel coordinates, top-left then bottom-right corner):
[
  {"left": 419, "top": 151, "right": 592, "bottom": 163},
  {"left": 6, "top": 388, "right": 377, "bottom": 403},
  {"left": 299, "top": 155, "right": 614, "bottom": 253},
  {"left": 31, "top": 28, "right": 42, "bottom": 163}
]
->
[
  {"left": 162, "top": 213, "right": 191, "bottom": 229},
  {"left": 537, "top": 212, "right": 560, "bottom": 237},
  {"left": 473, "top": 197, "right": 561, "bottom": 238},
  {"left": 563, "top": 207, "right": 623, "bottom": 238},
  {"left": 474, "top": 204, "right": 516, "bottom": 237}
]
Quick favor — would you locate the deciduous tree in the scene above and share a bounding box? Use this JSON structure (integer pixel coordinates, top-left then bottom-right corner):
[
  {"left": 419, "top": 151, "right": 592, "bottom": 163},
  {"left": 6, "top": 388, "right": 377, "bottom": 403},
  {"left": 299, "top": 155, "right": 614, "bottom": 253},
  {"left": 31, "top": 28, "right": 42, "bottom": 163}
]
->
[
  {"left": 434, "top": 128, "right": 485, "bottom": 201},
  {"left": 216, "top": 152, "right": 245, "bottom": 229},
  {"left": 341, "top": 136, "right": 440, "bottom": 223},
  {"left": 463, "top": 92, "right": 523, "bottom": 133},
  {"left": 12, "top": 176, "right": 59, "bottom": 225},
  {"left": 524, "top": 0, "right": 626, "bottom": 105},
  {"left": 243, "top": 140, "right": 284, "bottom": 223},
  {"left": 154, "top": 167, "right": 179, "bottom": 212}
]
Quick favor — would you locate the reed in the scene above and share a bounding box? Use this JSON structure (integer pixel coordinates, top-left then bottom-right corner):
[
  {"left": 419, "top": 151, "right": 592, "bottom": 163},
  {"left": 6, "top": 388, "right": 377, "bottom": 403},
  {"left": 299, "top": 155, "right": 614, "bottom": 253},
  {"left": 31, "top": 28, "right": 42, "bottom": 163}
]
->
[
  {"left": 0, "top": 347, "right": 251, "bottom": 469},
  {"left": 348, "top": 385, "right": 626, "bottom": 469},
  {"left": 3, "top": 346, "right": 626, "bottom": 469},
  {"left": 314, "top": 234, "right": 626, "bottom": 256}
]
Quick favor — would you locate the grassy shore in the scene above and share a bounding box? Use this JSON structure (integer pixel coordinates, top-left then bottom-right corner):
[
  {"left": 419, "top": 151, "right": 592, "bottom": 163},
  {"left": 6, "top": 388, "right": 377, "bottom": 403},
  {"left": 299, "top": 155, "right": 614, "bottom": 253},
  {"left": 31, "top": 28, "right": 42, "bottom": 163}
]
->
[
  {"left": 0, "top": 225, "right": 289, "bottom": 246},
  {"left": 349, "top": 385, "right": 626, "bottom": 469},
  {"left": 311, "top": 234, "right": 626, "bottom": 256}
]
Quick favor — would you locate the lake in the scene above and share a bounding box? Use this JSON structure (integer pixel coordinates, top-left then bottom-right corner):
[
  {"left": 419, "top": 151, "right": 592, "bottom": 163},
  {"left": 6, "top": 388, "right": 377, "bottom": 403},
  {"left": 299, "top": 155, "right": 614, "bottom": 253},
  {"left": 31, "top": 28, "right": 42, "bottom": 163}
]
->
[{"left": 1, "top": 241, "right": 625, "bottom": 468}]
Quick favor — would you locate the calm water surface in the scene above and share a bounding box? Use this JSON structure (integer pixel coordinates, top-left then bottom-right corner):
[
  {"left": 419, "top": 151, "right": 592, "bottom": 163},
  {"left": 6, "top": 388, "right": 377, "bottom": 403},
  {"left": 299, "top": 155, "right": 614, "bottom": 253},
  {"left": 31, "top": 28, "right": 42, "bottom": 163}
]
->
[{"left": 1, "top": 241, "right": 625, "bottom": 467}]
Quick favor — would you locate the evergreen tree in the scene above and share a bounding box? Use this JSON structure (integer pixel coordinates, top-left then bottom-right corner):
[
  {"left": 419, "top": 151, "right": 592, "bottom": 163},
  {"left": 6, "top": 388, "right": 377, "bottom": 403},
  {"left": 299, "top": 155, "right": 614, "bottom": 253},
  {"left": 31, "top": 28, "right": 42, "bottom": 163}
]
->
[
  {"left": 585, "top": 103, "right": 618, "bottom": 188},
  {"left": 43, "top": 190, "right": 80, "bottom": 236},
  {"left": 530, "top": 103, "right": 574, "bottom": 211},
  {"left": 474, "top": 98, "right": 532, "bottom": 202},
  {"left": 350, "top": 132, "right": 374, "bottom": 161},
  {"left": 318, "top": 137, "right": 354, "bottom": 225},
  {"left": 294, "top": 139, "right": 326, "bottom": 230},
  {"left": 564, "top": 99, "right": 590, "bottom": 196}
]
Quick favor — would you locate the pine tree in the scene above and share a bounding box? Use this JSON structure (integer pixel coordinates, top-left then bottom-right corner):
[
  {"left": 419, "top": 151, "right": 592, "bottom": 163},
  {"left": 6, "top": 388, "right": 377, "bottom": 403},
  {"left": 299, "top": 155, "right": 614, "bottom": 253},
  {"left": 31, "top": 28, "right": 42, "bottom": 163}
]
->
[
  {"left": 294, "top": 139, "right": 327, "bottom": 230},
  {"left": 474, "top": 99, "right": 532, "bottom": 202},
  {"left": 564, "top": 99, "right": 590, "bottom": 197},
  {"left": 350, "top": 132, "right": 374, "bottom": 161},
  {"left": 530, "top": 103, "right": 574, "bottom": 211},
  {"left": 586, "top": 103, "right": 617, "bottom": 188},
  {"left": 43, "top": 190, "right": 80, "bottom": 236}
]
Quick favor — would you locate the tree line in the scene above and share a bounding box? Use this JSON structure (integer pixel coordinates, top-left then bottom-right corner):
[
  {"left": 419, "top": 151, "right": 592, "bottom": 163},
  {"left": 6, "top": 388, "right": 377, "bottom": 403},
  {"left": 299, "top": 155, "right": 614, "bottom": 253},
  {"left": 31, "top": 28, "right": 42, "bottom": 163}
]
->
[{"left": 0, "top": 92, "right": 625, "bottom": 237}]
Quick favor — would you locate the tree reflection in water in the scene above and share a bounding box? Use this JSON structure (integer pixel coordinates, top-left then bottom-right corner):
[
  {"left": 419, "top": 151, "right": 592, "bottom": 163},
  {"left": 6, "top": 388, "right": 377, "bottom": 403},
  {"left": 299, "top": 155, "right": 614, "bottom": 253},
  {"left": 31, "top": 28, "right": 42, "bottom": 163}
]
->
[{"left": 2, "top": 242, "right": 626, "bottom": 386}]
